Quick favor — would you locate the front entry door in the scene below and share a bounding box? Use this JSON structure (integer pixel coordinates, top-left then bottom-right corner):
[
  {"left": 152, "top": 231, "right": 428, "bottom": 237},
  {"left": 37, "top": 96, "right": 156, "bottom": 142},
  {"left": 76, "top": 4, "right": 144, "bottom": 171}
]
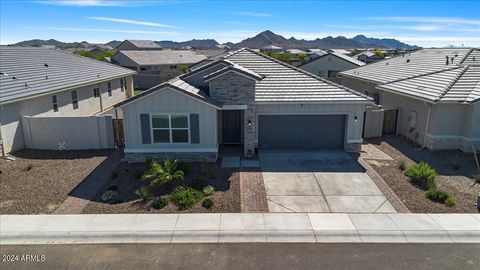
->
[
  {"left": 383, "top": 109, "right": 398, "bottom": 135},
  {"left": 222, "top": 110, "right": 241, "bottom": 144}
]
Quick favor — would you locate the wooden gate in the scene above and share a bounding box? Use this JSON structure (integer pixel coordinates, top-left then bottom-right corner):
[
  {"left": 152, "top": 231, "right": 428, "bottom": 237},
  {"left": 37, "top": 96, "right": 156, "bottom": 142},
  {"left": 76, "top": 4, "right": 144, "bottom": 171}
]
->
[
  {"left": 113, "top": 119, "right": 124, "bottom": 148},
  {"left": 383, "top": 110, "right": 398, "bottom": 135}
]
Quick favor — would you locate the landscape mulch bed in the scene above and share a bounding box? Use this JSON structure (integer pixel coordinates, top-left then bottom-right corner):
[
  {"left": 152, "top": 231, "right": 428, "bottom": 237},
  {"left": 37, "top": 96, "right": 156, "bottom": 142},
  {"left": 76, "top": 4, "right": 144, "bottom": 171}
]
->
[
  {"left": 0, "top": 149, "right": 114, "bottom": 214},
  {"left": 82, "top": 161, "right": 241, "bottom": 214},
  {"left": 366, "top": 136, "right": 479, "bottom": 213}
]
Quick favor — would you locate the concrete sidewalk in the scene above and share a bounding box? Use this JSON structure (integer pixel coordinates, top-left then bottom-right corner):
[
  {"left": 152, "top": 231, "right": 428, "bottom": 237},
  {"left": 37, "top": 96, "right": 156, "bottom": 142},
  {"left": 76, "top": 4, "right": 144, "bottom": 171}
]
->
[{"left": 1, "top": 213, "right": 479, "bottom": 244}]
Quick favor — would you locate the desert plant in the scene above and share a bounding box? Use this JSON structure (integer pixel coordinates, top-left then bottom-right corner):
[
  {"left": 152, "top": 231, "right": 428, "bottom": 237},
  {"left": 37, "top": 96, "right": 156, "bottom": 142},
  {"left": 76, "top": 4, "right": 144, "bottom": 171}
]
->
[
  {"left": 190, "top": 177, "right": 205, "bottom": 190},
  {"left": 425, "top": 188, "right": 449, "bottom": 203},
  {"left": 101, "top": 190, "right": 119, "bottom": 204},
  {"left": 405, "top": 162, "right": 437, "bottom": 190},
  {"left": 169, "top": 186, "right": 203, "bottom": 209},
  {"left": 398, "top": 159, "right": 406, "bottom": 171},
  {"left": 202, "top": 185, "right": 215, "bottom": 196},
  {"left": 135, "top": 185, "right": 151, "bottom": 202},
  {"left": 445, "top": 196, "right": 456, "bottom": 207},
  {"left": 152, "top": 197, "right": 169, "bottom": 209},
  {"left": 142, "top": 159, "right": 184, "bottom": 187},
  {"left": 202, "top": 198, "right": 213, "bottom": 209}
]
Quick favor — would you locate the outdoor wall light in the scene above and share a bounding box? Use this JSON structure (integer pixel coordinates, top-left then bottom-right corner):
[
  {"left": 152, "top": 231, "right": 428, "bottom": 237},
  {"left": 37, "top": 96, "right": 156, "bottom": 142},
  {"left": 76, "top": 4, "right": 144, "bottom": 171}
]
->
[
  {"left": 248, "top": 120, "right": 252, "bottom": 126},
  {"left": 354, "top": 115, "right": 358, "bottom": 122}
]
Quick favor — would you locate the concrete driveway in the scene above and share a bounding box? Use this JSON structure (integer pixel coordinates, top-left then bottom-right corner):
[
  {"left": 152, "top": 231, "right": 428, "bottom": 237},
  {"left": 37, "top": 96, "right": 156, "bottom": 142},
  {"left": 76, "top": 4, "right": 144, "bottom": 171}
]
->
[{"left": 259, "top": 151, "right": 396, "bottom": 213}]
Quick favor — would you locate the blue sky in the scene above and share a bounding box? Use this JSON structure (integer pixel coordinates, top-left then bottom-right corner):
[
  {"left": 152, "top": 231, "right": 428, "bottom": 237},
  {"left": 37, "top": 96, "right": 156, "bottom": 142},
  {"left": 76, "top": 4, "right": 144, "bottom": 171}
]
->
[{"left": 1, "top": 0, "right": 479, "bottom": 47}]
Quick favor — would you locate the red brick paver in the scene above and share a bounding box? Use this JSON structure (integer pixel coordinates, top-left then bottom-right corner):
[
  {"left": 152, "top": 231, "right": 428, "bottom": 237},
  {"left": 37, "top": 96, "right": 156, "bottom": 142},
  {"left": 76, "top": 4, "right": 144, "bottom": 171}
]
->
[{"left": 240, "top": 168, "right": 268, "bottom": 213}]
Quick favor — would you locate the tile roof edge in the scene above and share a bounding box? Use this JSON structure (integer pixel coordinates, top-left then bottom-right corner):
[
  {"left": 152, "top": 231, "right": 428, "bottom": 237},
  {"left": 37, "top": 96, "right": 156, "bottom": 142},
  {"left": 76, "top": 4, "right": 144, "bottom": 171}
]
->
[
  {"left": 203, "top": 65, "right": 263, "bottom": 82},
  {"left": 458, "top": 48, "right": 476, "bottom": 65},
  {"left": 435, "top": 65, "right": 470, "bottom": 102},
  {"left": 230, "top": 48, "right": 373, "bottom": 102},
  {"left": 378, "top": 65, "right": 462, "bottom": 86}
]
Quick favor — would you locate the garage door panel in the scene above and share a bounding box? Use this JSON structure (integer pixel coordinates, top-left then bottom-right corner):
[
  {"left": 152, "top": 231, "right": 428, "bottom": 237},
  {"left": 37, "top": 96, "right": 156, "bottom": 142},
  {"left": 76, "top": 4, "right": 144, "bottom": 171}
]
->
[{"left": 258, "top": 115, "right": 345, "bottom": 150}]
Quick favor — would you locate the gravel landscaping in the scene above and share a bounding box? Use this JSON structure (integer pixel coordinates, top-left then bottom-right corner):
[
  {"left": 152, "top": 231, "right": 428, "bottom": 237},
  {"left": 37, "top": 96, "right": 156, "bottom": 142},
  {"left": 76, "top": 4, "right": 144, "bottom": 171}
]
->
[
  {"left": 0, "top": 149, "right": 114, "bottom": 214},
  {"left": 82, "top": 161, "right": 240, "bottom": 214},
  {"left": 366, "top": 136, "right": 480, "bottom": 213}
]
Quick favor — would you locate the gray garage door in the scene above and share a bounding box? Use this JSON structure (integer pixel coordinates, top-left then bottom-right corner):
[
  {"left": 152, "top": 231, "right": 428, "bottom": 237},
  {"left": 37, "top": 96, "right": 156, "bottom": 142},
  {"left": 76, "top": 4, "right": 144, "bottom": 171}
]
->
[{"left": 258, "top": 115, "right": 346, "bottom": 150}]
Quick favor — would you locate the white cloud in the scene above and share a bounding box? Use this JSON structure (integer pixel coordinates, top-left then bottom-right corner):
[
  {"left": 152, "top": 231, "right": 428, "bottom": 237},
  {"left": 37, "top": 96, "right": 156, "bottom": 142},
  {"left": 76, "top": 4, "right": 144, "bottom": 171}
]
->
[
  {"left": 368, "top": 16, "right": 480, "bottom": 25},
  {"left": 236, "top": 11, "right": 272, "bottom": 17},
  {"left": 36, "top": 0, "right": 152, "bottom": 7},
  {"left": 38, "top": 26, "right": 179, "bottom": 35},
  {"left": 88, "top": 17, "right": 177, "bottom": 28}
]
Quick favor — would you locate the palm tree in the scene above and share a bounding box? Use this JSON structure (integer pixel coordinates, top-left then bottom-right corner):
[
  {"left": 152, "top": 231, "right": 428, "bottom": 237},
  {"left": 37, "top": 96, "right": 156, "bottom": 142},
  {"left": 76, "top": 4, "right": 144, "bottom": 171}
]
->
[{"left": 142, "top": 159, "right": 184, "bottom": 188}]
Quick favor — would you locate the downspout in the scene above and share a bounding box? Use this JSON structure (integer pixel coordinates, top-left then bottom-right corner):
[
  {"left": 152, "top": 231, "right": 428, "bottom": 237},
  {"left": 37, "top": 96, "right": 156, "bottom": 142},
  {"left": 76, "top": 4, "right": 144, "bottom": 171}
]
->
[{"left": 422, "top": 102, "right": 432, "bottom": 149}]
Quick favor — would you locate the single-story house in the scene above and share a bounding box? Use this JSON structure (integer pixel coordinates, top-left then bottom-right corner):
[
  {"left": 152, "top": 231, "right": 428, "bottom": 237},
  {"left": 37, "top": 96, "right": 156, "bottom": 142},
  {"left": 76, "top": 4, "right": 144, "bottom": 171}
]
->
[
  {"left": 259, "top": 45, "right": 284, "bottom": 53},
  {"left": 0, "top": 47, "right": 135, "bottom": 154},
  {"left": 115, "top": 40, "right": 162, "bottom": 51},
  {"left": 114, "top": 48, "right": 373, "bottom": 162},
  {"left": 111, "top": 50, "right": 207, "bottom": 89},
  {"left": 356, "top": 51, "right": 384, "bottom": 64},
  {"left": 298, "top": 52, "right": 365, "bottom": 82},
  {"left": 340, "top": 48, "right": 480, "bottom": 152}
]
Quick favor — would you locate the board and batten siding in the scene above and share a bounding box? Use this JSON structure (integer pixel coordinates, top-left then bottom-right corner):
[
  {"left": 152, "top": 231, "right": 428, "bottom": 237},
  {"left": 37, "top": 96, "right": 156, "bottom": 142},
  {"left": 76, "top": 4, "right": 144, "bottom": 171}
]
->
[
  {"left": 255, "top": 103, "right": 366, "bottom": 146},
  {"left": 121, "top": 87, "right": 218, "bottom": 151}
]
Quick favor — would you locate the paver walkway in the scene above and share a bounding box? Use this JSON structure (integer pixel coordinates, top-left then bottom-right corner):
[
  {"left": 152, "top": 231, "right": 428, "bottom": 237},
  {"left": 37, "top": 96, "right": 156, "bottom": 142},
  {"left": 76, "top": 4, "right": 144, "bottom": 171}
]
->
[
  {"left": 54, "top": 150, "right": 123, "bottom": 214},
  {"left": 240, "top": 168, "right": 269, "bottom": 213}
]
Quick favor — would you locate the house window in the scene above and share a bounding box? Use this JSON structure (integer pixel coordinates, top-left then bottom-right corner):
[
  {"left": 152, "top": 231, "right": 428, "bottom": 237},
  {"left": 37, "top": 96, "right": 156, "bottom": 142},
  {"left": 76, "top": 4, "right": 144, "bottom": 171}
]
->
[
  {"left": 170, "top": 65, "right": 177, "bottom": 70},
  {"left": 93, "top": 88, "right": 100, "bottom": 98},
  {"left": 71, "top": 90, "right": 79, "bottom": 110},
  {"left": 107, "top": 82, "right": 112, "bottom": 97},
  {"left": 140, "top": 67, "right": 146, "bottom": 71},
  {"left": 52, "top": 95, "right": 58, "bottom": 112},
  {"left": 120, "top": 78, "right": 125, "bottom": 92},
  {"left": 151, "top": 114, "right": 189, "bottom": 143}
]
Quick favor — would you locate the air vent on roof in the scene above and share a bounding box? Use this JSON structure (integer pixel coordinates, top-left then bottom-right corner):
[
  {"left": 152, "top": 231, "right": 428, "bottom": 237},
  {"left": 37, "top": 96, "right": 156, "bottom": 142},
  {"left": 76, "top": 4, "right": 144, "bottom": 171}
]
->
[
  {"left": 44, "top": 63, "right": 49, "bottom": 67},
  {"left": 386, "top": 62, "right": 389, "bottom": 65},
  {"left": 12, "top": 76, "right": 17, "bottom": 79},
  {"left": 446, "top": 56, "right": 449, "bottom": 65},
  {"left": 406, "top": 59, "right": 410, "bottom": 63},
  {"left": 473, "top": 56, "right": 476, "bottom": 62},
  {"left": 24, "top": 83, "right": 28, "bottom": 87},
  {"left": 46, "top": 76, "right": 48, "bottom": 80}
]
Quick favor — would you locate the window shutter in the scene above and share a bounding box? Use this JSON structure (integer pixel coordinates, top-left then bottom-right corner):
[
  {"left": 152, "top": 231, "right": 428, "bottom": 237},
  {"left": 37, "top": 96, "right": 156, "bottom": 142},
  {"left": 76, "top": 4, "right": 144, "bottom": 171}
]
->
[
  {"left": 190, "top": 114, "right": 200, "bottom": 144},
  {"left": 140, "top": 114, "right": 151, "bottom": 144}
]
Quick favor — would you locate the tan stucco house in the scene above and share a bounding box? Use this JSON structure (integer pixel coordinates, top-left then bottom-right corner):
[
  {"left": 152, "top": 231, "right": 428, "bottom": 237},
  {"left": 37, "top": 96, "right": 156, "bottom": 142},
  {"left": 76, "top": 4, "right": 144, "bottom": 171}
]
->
[
  {"left": 115, "top": 48, "right": 373, "bottom": 162},
  {"left": 340, "top": 48, "right": 480, "bottom": 152},
  {"left": 0, "top": 47, "right": 135, "bottom": 154}
]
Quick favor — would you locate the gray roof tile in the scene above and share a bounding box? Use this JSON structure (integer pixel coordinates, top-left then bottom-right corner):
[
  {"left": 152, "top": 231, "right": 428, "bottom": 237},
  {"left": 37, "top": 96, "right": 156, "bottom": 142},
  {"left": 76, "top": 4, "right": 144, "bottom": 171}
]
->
[
  {"left": 0, "top": 46, "right": 135, "bottom": 104},
  {"left": 116, "top": 50, "right": 206, "bottom": 66}
]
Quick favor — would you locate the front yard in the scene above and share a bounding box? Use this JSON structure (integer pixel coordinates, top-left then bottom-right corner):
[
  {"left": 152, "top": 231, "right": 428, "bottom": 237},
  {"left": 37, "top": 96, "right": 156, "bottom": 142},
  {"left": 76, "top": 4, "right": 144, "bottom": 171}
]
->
[
  {"left": 0, "top": 149, "right": 114, "bottom": 214},
  {"left": 366, "top": 136, "right": 480, "bottom": 213}
]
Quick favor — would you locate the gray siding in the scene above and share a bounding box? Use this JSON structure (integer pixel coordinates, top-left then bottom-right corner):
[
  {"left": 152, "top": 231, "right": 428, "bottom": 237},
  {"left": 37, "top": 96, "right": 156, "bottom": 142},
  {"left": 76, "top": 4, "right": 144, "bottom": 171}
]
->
[{"left": 121, "top": 87, "right": 218, "bottom": 151}]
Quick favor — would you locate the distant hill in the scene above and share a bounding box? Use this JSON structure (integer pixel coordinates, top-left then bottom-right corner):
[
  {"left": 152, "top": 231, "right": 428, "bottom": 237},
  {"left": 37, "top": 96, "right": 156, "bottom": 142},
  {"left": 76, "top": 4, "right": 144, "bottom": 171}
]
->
[
  {"left": 9, "top": 32, "right": 416, "bottom": 50},
  {"left": 233, "top": 30, "right": 416, "bottom": 49},
  {"left": 156, "top": 39, "right": 218, "bottom": 49}
]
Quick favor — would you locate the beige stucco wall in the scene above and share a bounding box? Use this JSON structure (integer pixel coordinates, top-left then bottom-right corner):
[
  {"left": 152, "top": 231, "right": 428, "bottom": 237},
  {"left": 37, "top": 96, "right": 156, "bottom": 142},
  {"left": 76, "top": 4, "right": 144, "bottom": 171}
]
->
[
  {"left": 341, "top": 76, "right": 381, "bottom": 103},
  {"left": 255, "top": 103, "right": 367, "bottom": 151},
  {"left": 0, "top": 76, "right": 131, "bottom": 154},
  {"left": 120, "top": 87, "right": 218, "bottom": 152}
]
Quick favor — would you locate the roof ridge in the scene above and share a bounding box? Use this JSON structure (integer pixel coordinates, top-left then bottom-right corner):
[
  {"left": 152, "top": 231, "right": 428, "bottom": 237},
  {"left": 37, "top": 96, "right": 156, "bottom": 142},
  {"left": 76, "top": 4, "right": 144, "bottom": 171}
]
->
[
  {"left": 458, "top": 48, "right": 475, "bottom": 65},
  {"left": 379, "top": 65, "right": 461, "bottom": 85},
  {"left": 435, "top": 65, "right": 470, "bottom": 102},
  {"left": 233, "top": 48, "right": 373, "bottom": 102}
]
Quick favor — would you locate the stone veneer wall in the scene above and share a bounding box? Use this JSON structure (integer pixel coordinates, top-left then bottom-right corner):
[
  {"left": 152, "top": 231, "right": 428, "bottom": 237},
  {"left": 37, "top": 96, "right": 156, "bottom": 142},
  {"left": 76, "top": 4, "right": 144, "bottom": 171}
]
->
[
  {"left": 126, "top": 152, "right": 218, "bottom": 163},
  {"left": 209, "top": 72, "right": 256, "bottom": 157}
]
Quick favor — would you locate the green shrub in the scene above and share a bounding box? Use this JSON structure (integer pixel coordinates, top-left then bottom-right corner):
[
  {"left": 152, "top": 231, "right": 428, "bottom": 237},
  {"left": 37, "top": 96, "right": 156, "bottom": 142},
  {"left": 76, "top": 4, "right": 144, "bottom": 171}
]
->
[
  {"left": 169, "top": 186, "right": 203, "bottom": 209},
  {"left": 445, "top": 196, "right": 456, "bottom": 207},
  {"left": 190, "top": 177, "right": 205, "bottom": 190},
  {"left": 425, "top": 188, "right": 449, "bottom": 203},
  {"left": 398, "top": 160, "right": 406, "bottom": 171},
  {"left": 142, "top": 159, "right": 184, "bottom": 188},
  {"left": 135, "top": 185, "right": 151, "bottom": 201},
  {"left": 202, "top": 185, "right": 215, "bottom": 196},
  {"left": 101, "top": 190, "right": 119, "bottom": 204},
  {"left": 152, "top": 197, "right": 169, "bottom": 209},
  {"left": 202, "top": 198, "right": 213, "bottom": 209},
  {"left": 405, "top": 162, "right": 437, "bottom": 190}
]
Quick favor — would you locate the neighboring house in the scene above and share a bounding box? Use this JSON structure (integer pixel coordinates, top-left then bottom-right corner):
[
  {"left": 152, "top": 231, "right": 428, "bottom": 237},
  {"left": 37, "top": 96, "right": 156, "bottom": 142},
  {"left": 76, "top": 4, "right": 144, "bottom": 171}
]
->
[
  {"left": 114, "top": 48, "right": 372, "bottom": 163},
  {"left": 111, "top": 50, "right": 207, "bottom": 89},
  {"left": 286, "top": 49, "right": 307, "bottom": 55},
  {"left": 340, "top": 48, "right": 480, "bottom": 152},
  {"left": 260, "top": 45, "right": 284, "bottom": 53},
  {"left": 0, "top": 47, "right": 135, "bottom": 154},
  {"left": 328, "top": 49, "right": 351, "bottom": 55},
  {"left": 190, "top": 48, "right": 230, "bottom": 70},
  {"left": 115, "top": 40, "right": 162, "bottom": 51},
  {"left": 298, "top": 52, "right": 365, "bottom": 82},
  {"left": 357, "top": 51, "right": 384, "bottom": 64}
]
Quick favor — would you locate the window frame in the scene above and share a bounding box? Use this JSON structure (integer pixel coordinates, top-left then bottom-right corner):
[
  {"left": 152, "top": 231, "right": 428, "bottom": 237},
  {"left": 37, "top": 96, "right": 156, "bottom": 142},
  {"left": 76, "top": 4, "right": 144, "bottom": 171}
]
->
[
  {"left": 150, "top": 114, "right": 190, "bottom": 144},
  {"left": 120, "top": 78, "right": 125, "bottom": 92},
  {"left": 93, "top": 88, "right": 100, "bottom": 98},
  {"left": 107, "top": 82, "right": 112, "bottom": 97},
  {"left": 71, "top": 90, "right": 79, "bottom": 110},
  {"left": 52, "top": 95, "right": 58, "bottom": 112}
]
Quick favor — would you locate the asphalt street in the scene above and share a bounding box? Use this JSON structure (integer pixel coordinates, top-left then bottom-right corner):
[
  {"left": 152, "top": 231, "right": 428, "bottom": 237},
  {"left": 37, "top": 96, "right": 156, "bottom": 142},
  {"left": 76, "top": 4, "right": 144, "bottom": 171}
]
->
[{"left": 1, "top": 243, "right": 479, "bottom": 270}]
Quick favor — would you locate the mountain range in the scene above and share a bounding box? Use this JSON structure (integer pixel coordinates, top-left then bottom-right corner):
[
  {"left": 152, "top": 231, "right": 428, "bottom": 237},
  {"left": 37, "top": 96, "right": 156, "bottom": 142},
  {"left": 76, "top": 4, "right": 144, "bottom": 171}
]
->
[{"left": 9, "top": 30, "right": 416, "bottom": 49}]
